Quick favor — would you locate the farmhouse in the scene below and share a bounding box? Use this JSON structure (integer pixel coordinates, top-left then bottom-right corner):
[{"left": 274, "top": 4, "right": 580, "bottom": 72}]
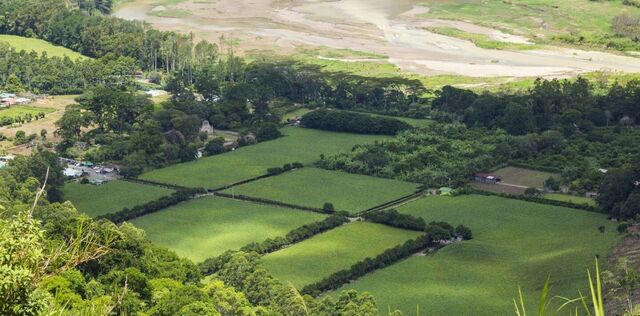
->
[
  {"left": 474, "top": 173, "right": 502, "bottom": 184},
  {"left": 200, "top": 120, "right": 214, "bottom": 135}
]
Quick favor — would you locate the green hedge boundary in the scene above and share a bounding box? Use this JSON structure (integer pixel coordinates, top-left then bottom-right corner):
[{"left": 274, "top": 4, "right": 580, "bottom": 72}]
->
[
  {"left": 466, "top": 189, "right": 600, "bottom": 212},
  {"left": 96, "top": 187, "right": 206, "bottom": 223}
]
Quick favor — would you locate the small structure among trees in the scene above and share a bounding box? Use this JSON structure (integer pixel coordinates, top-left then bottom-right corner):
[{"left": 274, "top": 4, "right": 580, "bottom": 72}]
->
[
  {"left": 199, "top": 120, "right": 214, "bottom": 135},
  {"left": 474, "top": 173, "right": 502, "bottom": 184}
]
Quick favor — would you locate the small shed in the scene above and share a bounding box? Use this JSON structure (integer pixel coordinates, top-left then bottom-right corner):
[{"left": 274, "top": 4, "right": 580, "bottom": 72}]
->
[{"left": 474, "top": 173, "right": 502, "bottom": 184}]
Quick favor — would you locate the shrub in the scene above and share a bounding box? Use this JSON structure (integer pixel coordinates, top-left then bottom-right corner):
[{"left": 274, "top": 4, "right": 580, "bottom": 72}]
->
[
  {"left": 363, "top": 209, "right": 426, "bottom": 231},
  {"left": 323, "top": 202, "right": 335, "bottom": 212},
  {"left": 455, "top": 224, "right": 473, "bottom": 240},
  {"left": 301, "top": 109, "right": 412, "bottom": 135}
]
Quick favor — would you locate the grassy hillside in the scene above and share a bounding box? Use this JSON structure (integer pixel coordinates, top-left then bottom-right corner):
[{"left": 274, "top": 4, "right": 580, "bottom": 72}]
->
[
  {"left": 224, "top": 168, "right": 420, "bottom": 214},
  {"left": 0, "top": 35, "right": 86, "bottom": 59},
  {"left": 424, "top": 0, "right": 640, "bottom": 51},
  {"left": 130, "top": 196, "right": 326, "bottom": 262},
  {"left": 140, "top": 127, "right": 388, "bottom": 189},
  {"left": 334, "top": 195, "right": 620, "bottom": 315},
  {"left": 63, "top": 180, "right": 174, "bottom": 217},
  {"left": 262, "top": 222, "right": 421, "bottom": 287}
]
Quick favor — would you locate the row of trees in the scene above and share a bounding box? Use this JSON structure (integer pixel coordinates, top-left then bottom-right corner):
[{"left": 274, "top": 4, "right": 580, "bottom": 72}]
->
[
  {"left": 97, "top": 188, "right": 206, "bottom": 223},
  {"left": 236, "top": 213, "right": 347, "bottom": 255},
  {"left": 300, "top": 221, "right": 461, "bottom": 296},
  {"left": 301, "top": 109, "right": 412, "bottom": 135},
  {"left": 433, "top": 78, "right": 640, "bottom": 136},
  {"left": 0, "top": 44, "right": 137, "bottom": 94}
]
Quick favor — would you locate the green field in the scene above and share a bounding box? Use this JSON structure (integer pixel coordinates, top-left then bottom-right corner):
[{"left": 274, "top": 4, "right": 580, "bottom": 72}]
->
[
  {"left": 263, "top": 221, "right": 421, "bottom": 287},
  {"left": 0, "top": 106, "right": 55, "bottom": 120},
  {"left": 335, "top": 195, "right": 619, "bottom": 315},
  {"left": 131, "top": 196, "right": 326, "bottom": 262},
  {"left": 281, "top": 108, "right": 312, "bottom": 122},
  {"left": 224, "top": 168, "right": 419, "bottom": 213},
  {"left": 140, "top": 127, "right": 388, "bottom": 189},
  {"left": 493, "top": 166, "right": 559, "bottom": 188},
  {"left": 0, "top": 35, "right": 86, "bottom": 60},
  {"left": 63, "top": 180, "right": 174, "bottom": 217},
  {"left": 545, "top": 193, "right": 596, "bottom": 206},
  {"left": 424, "top": 0, "right": 640, "bottom": 51}
]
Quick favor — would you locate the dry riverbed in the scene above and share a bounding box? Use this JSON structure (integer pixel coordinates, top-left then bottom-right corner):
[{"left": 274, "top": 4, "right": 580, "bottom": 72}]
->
[{"left": 114, "top": 0, "right": 640, "bottom": 78}]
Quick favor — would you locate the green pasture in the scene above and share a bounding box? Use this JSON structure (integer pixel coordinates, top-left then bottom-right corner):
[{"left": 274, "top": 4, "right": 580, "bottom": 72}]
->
[
  {"left": 263, "top": 221, "right": 421, "bottom": 287},
  {"left": 424, "top": 0, "right": 639, "bottom": 50},
  {"left": 130, "top": 196, "right": 326, "bottom": 262},
  {"left": 0, "top": 35, "right": 86, "bottom": 60},
  {"left": 139, "top": 127, "right": 387, "bottom": 189},
  {"left": 224, "top": 168, "right": 420, "bottom": 214},
  {"left": 335, "top": 195, "right": 620, "bottom": 315},
  {"left": 63, "top": 180, "right": 174, "bottom": 217},
  {"left": 545, "top": 193, "right": 596, "bottom": 206},
  {"left": 0, "top": 106, "right": 55, "bottom": 120}
]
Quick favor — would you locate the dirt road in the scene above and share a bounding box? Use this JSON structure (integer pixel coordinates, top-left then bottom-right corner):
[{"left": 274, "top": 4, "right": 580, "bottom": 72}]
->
[{"left": 114, "top": 0, "right": 640, "bottom": 78}]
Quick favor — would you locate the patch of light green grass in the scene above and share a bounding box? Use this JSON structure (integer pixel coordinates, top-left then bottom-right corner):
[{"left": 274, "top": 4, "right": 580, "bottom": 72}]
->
[
  {"left": 63, "top": 180, "right": 174, "bottom": 217},
  {"left": 131, "top": 196, "right": 326, "bottom": 261},
  {"left": 0, "top": 35, "right": 87, "bottom": 60},
  {"left": 426, "top": 27, "right": 541, "bottom": 51},
  {"left": 139, "top": 127, "right": 388, "bottom": 189},
  {"left": 424, "top": 0, "right": 640, "bottom": 51},
  {"left": 544, "top": 193, "right": 596, "bottom": 206},
  {"left": 263, "top": 221, "right": 421, "bottom": 287},
  {"left": 224, "top": 168, "right": 420, "bottom": 214},
  {"left": 0, "top": 106, "right": 55, "bottom": 120},
  {"left": 335, "top": 195, "right": 620, "bottom": 315}
]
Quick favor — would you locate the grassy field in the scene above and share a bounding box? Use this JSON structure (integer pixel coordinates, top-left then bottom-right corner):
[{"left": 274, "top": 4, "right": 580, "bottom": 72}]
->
[
  {"left": 224, "top": 168, "right": 419, "bottom": 214},
  {"left": 335, "top": 195, "right": 620, "bottom": 315},
  {"left": 0, "top": 35, "right": 86, "bottom": 60},
  {"left": 63, "top": 180, "right": 174, "bottom": 217},
  {"left": 0, "top": 106, "right": 55, "bottom": 120},
  {"left": 344, "top": 110, "right": 432, "bottom": 128},
  {"left": 262, "top": 221, "right": 421, "bottom": 287},
  {"left": 131, "top": 196, "right": 326, "bottom": 262},
  {"left": 545, "top": 193, "right": 596, "bottom": 206},
  {"left": 281, "top": 108, "right": 312, "bottom": 122},
  {"left": 139, "top": 127, "right": 388, "bottom": 189},
  {"left": 493, "top": 166, "right": 559, "bottom": 188},
  {"left": 424, "top": 0, "right": 640, "bottom": 51}
]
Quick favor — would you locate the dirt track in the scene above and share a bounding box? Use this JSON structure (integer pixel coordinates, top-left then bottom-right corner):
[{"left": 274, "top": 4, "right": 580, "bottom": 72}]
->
[{"left": 114, "top": 0, "right": 640, "bottom": 78}]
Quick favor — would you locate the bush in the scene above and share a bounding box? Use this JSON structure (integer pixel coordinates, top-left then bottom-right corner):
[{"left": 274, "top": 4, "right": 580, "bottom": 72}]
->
[
  {"left": 323, "top": 202, "right": 335, "bottom": 212},
  {"left": 205, "top": 137, "right": 227, "bottom": 156},
  {"left": 455, "top": 224, "right": 473, "bottom": 240},
  {"left": 301, "top": 109, "right": 412, "bottom": 135},
  {"left": 363, "top": 209, "right": 426, "bottom": 231}
]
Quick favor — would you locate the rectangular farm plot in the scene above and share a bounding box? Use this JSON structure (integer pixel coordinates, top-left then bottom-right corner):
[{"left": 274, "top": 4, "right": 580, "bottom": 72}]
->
[
  {"left": 130, "top": 196, "right": 326, "bottom": 262},
  {"left": 492, "top": 166, "right": 559, "bottom": 188},
  {"left": 139, "top": 127, "right": 387, "bottom": 189},
  {"left": 63, "top": 180, "right": 174, "bottom": 217},
  {"left": 223, "top": 168, "right": 420, "bottom": 214},
  {"left": 334, "top": 195, "right": 620, "bottom": 315},
  {"left": 262, "top": 221, "right": 422, "bottom": 287}
]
